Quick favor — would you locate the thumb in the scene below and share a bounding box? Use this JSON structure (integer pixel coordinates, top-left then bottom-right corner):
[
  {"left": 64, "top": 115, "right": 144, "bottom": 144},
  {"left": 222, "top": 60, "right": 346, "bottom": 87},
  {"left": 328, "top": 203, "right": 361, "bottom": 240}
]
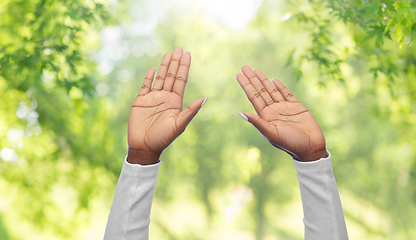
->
[
  {"left": 238, "top": 112, "right": 277, "bottom": 140},
  {"left": 176, "top": 97, "right": 208, "bottom": 132}
]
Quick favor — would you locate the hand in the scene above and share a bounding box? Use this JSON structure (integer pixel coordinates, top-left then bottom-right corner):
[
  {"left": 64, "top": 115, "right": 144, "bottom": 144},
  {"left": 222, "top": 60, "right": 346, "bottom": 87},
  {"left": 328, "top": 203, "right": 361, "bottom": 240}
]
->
[
  {"left": 127, "top": 47, "right": 207, "bottom": 165},
  {"left": 236, "top": 66, "right": 327, "bottom": 162}
]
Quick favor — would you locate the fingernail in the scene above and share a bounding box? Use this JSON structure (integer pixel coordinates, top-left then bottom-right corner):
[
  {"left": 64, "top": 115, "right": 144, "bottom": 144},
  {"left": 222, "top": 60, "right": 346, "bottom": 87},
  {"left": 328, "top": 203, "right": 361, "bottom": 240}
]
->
[
  {"left": 238, "top": 112, "right": 248, "bottom": 122},
  {"left": 152, "top": 67, "right": 156, "bottom": 69},
  {"left": 241, "top": 65, "right": 246, "bottom": 69},
  {"left": 235, "top": 72, "right": 241, "bottom": 77},
  {"left": 201, "top": 97, "right": 208, "bottom": 107},
  {"left": 186, "top": 51, "right": 191, "bottom": 56}
]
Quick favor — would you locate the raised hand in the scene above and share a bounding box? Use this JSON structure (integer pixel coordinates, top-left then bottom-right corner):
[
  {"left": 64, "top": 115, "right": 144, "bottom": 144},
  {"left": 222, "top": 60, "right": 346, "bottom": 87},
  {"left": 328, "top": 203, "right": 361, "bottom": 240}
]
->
[
  {"left": 236, "top": 66, "right": 327, "bottom": 162},
  {"left": 127, "top": 47, "right": 207, "bottom": 165}
]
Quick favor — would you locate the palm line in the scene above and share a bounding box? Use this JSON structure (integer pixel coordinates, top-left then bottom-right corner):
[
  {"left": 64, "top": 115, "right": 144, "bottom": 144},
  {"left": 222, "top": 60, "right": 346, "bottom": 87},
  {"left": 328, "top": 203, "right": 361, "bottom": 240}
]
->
[
  {"left": 264, "top": 106, "right": 311, "bottom": 136},
  {"left": 142, "top": 112, "right": 164, "bottom": 152},
  {"left": 278, "top": 109, "right": 309, "bottom": 117},
  {"left": 263, "top": 103, "right": 308, "bottom": 121},
  {"left": 144, "top": 106, "right": 181, "bottom": 120},
  {"left": 267, "top": 118, "right": 301, "bottom": 124},
  {"left": 137, "top": 101, "right": 181, "bottom": 151},
  {"left": 132, "top": 100, "right": 167, "bottom": 108}
]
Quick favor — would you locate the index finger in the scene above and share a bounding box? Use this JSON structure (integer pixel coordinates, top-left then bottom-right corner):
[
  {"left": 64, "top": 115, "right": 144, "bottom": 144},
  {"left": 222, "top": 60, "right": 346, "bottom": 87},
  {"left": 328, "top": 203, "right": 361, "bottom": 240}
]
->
[
  {"left": 172, "top": 51, "right": 191, "bottom": 97},
  {"left": 236, "top": 73, "right": 266, "bottom": 113},
  {"left": 241, "top": 66, "right": 274, "bottom": 106}
]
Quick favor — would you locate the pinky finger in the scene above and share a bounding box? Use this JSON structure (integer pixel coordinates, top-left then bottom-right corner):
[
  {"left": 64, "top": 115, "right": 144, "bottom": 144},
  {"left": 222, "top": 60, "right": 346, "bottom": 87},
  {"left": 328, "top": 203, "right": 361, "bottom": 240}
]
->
[
  {"left": 138, "top": 67, "right": 156, "bottom": 96},
  {"left": 272, "top": 79, "right": 298, "bottom": 102}
]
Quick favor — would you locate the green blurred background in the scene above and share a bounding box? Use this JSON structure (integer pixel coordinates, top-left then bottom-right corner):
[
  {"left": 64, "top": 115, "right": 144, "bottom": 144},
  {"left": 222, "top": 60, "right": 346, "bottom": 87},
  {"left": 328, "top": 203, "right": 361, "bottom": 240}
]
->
[{"left": 1, "top": 0, "right": 416, "bottom": 239}]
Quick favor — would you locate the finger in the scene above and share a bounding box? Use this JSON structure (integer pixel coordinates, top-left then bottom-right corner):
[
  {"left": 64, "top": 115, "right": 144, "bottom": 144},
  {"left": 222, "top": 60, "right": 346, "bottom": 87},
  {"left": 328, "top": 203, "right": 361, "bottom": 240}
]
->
[
  {"left": 241, "top": 66, "right": 274, "bottom": 106},
  {"left": 172, "top": 51, "right": 191, "bottom": 97},
  {"left": 152, "top": 52, "right": 173, "bottom": 91},
  {"left": 236, "top": 73, "right": 266, "bottom": 113},
  {"left": 240, "top": 112, "right": 278, "bottom": 141},
  {"left": 253, "top": 70, "right": 285, "bottom": 103},
  {"left": 272, "top": 79, "right": 298, "bottom": 102},
  {"left": 138, "top": 67, "right": 156, "bottom": 96},
  {"left": 176, "top": 97, "right": 207, "bottom": 134},
  {"left": 163, "top": 47, "right": 183, "bottom": 92}
]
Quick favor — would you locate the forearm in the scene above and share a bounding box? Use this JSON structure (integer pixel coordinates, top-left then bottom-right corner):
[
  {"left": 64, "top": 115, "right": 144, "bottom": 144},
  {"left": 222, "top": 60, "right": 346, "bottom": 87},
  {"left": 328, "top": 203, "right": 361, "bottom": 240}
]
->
[
  {"left": 104, "top": 157, "right": 160, "bottom": 240},
  {"left": 293, "top": 151, "right": 348, "bottom": 240}
]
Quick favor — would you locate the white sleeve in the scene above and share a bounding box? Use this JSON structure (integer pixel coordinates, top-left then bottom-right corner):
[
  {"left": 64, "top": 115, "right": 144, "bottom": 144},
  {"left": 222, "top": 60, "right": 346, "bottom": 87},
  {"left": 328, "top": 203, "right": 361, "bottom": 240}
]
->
[
  {"left": 293, "top": 151, "right": 348, "bottom": 240},
  {"left": 104, "top": 157, "right": 160, "bottom": 240}
]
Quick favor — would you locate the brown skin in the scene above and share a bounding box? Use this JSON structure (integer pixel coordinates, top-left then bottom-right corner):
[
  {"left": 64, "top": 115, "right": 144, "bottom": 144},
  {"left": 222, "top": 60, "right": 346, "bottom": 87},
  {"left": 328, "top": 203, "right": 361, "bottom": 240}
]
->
[
  {"left": 127, "top": 50, "right": 326, "bottom": 164},
  {"left": 127, "top": 47, "right": 206, "bottom": 165},
  {"left": 236, "top": 66, "right": 327, "bottom": 162}
]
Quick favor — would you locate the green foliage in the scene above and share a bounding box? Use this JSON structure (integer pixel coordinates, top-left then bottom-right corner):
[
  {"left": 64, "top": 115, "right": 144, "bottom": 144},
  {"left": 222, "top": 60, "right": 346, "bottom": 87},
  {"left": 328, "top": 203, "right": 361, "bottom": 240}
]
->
[
  {"left": 290, "top": 0, "right": 416, "bottom": 88},
  {"left": 0, "top": 0, "right": 117, "bottom": 238},
  {"left": 330, "top": 0, "right": 416, "bottom": 47},
  {"left": 0, "top": 0, "right": 111, "bottom": 97},
  {"left": 1, "top": 0, "right": 416, "bottom": 239}
]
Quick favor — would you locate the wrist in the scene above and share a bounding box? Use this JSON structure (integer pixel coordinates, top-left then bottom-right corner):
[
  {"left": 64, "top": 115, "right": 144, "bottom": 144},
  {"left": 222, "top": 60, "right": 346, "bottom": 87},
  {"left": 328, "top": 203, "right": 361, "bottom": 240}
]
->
[
  {"left": 299, "top": 149, "right": 328, "bottom": 162},
  {"left": 127, "top": 148, "right": 161, "bottom": 165}
]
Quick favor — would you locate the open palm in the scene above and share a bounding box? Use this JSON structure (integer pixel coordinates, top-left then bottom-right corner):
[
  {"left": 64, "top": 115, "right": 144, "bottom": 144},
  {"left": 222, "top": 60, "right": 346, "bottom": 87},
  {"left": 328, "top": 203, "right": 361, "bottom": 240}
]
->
[
  {"left": 236, "top": 66, "right": 327, "bottom": 162},
  {"left": 127, "top": 48, "right": 206, "bottom": 164}
]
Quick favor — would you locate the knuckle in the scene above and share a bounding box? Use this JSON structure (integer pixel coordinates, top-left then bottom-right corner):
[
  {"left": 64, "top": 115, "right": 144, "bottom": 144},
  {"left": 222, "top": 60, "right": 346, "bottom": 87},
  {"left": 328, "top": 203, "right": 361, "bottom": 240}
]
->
[
  {"left": 242, "top": 82, "right": 252, "bottom": 87},
  {"left": 167, "top": 72, "right": 175, "bottom": 78},
  {"left": 250, "top": 92, "right": 261, "bottom": 101},
  {"left": 175, "top": 76, "right": 186, "bottom": 82}
]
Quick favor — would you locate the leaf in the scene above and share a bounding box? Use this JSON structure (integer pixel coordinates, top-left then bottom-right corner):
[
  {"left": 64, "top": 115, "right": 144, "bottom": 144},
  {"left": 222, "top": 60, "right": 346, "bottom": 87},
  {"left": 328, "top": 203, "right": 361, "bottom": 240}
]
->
[
  {"left": 396, "top": 24, "right": 404, "bottom": 48},
  {"left": 285, "top": 48, "right": 297, "bottom": 67},
  {"left": 385, "top": 30, "right": 393, "bottom": 41},
  {"left": 386, "top": 17, "right": 398, "bottom": 32}
]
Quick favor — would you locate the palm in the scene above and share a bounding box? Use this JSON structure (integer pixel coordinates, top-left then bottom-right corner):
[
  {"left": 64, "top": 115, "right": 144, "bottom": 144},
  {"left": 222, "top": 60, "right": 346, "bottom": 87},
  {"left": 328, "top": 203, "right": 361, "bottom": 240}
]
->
[
  {"left": 128, "top": 91, "right": 182, "bottom": 153},
  {"left": 237, "top": 66, "right": 326, "bottom": 161},
  {"left": 260, "top": 101, "right": 325, "bottom": 160},
  {"left": 128, "top": 48, "right": 206, "bottom": 157}
]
